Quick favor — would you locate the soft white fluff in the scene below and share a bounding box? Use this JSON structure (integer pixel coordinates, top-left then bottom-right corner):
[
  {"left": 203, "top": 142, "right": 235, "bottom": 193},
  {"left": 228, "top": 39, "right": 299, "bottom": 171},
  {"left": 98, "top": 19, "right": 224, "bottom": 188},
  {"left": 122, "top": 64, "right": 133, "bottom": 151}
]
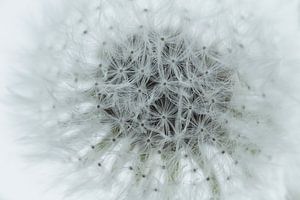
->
[{"left": 11, "top": 0, "right": 293, "bottom": 200}]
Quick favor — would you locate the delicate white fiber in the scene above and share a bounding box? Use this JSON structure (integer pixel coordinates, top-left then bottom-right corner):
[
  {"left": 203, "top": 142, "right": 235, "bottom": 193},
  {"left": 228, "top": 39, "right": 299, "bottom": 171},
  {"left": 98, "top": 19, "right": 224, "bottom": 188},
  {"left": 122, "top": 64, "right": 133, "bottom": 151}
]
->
[{"left": 10, "top": 0, "right": 294, "bottom": 200}]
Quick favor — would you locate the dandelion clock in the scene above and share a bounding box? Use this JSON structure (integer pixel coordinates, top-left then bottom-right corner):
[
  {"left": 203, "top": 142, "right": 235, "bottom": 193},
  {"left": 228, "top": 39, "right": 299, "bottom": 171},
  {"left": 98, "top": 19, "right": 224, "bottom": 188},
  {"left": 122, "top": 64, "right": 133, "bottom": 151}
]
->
[{"left": 10, "top": 0, "right": 293, "bottom": 199}]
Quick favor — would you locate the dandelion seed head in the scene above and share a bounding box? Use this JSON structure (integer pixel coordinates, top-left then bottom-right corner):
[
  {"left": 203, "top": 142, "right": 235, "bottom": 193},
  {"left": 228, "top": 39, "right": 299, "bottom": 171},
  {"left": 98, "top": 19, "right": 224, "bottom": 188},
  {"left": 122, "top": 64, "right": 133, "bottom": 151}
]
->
[
  {"left": 93, "top": 28, "right": 236, "bottom": 163},
  {"left": 11, "top": 0, "right": 287, "bottom": 199}
]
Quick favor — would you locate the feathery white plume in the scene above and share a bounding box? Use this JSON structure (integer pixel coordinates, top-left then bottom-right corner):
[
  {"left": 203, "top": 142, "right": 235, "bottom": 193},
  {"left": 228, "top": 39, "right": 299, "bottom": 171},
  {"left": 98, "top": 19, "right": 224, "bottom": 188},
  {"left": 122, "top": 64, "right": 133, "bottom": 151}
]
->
[{"left": 11, "top": 0, "right": 291, "bottom": 199}]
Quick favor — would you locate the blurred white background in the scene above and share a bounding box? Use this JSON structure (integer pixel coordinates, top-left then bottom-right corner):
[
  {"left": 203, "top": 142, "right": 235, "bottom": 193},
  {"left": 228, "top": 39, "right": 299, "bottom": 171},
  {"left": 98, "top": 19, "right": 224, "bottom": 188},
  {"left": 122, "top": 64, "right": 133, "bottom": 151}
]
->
[
  {"left": 0, "top": 0, "right": 64, "bottom": 199},
  {"left": 0, "top": 0, "right": 299, "bottom": 199}
]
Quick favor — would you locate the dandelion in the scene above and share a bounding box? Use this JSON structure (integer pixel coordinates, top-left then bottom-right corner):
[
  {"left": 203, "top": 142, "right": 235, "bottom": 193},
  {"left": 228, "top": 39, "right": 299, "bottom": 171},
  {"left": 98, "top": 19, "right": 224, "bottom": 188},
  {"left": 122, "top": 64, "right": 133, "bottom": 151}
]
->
[{"left": 12, "top": 0, "right": 288, "bottom": 199}]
